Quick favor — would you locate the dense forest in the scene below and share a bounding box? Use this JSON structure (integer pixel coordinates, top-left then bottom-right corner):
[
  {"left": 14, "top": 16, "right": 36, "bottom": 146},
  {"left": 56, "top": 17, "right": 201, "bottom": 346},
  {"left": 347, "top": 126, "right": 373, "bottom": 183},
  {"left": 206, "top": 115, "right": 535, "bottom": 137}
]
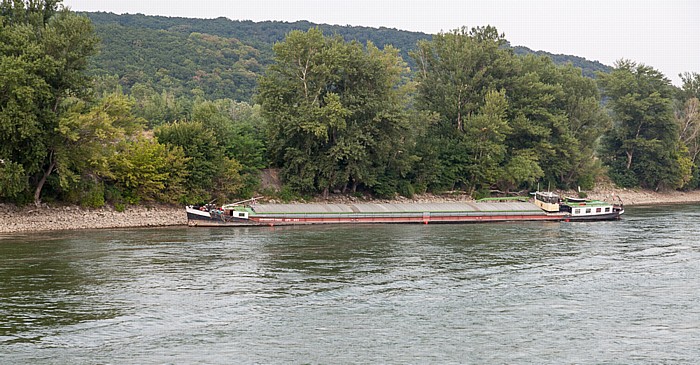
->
[
  {"left": 2, "top": 1, "right": 699, "bottom": 208},
  {"left": 84, "top": 11, "right": 613, "bottom": 103}
]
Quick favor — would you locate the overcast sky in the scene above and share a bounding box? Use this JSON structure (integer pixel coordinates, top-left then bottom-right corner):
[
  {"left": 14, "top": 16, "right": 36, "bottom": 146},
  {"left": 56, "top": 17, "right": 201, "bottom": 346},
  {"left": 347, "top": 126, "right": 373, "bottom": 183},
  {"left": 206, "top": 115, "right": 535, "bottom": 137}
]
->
[{"left": 63, "top": 0, "right": 698, "bottom": 86}]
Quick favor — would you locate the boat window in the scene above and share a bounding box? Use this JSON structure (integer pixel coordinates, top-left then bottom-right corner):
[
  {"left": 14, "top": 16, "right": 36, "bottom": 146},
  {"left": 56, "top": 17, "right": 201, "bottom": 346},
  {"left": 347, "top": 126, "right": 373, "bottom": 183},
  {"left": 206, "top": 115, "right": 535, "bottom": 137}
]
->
[
  {"left": 585, "top": 208, "right": 591, "bottom": 214},
  {"left": 537, "top": 193, "right": 559, "bottom": 204},
  {"left": 574, "top": 209, "right": 580, "bottom": 214},
  {"left": 596, "top": 208, "right": 602, "bottom": 213},
  {"left": 605, "top": 207, "right": 611, "bottom": 212},
  {"left": 238, "top": 212, "right": 246, "bottom": 217}
]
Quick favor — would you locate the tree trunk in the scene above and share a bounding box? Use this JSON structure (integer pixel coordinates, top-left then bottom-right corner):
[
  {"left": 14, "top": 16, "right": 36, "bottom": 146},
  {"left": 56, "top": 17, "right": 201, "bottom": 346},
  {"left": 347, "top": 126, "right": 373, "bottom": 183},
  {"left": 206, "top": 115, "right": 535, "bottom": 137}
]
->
[
  {"left": 625, "top": 150, "right": 633, "bottom": 170},
  {"left": 34, "top": 159, "right": 56, "bottom": 206}
]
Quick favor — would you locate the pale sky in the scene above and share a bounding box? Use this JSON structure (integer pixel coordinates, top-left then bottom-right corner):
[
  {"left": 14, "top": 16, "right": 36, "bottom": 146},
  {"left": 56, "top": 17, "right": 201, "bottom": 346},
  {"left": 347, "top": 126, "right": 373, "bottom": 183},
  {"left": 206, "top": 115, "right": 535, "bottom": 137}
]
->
[{"left": 63, "top": 0, "right": 698, "bottom": 86}]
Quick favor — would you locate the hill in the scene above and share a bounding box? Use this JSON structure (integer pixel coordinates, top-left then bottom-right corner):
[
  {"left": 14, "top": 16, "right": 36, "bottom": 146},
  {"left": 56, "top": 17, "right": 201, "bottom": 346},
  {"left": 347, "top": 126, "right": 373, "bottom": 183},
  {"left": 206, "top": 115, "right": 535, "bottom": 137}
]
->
[{"left": 84, "top": 12, "right": 612, "bottom": 102}]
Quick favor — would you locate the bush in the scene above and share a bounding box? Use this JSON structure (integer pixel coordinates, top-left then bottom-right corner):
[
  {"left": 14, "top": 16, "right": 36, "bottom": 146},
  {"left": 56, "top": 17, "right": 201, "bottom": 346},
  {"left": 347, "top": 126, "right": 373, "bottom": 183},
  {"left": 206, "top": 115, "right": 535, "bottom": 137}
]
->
[
  {"left": 608, "top": 168, "right": 638, "bottom": 188},
  {"left": 80, "top": 181, "right": 105, "bottom": 208},
  {"left": 576, "top": 173, "right": 595, "bottom": 191},
  {"left": 278, "top": 185, "right": 300, "bottom": 202},
  {"left": 397, "top": 181, "right": 415, "bottom": 199},
  {"left": 472, "top": 188, "right": 490, "bottom": 200},
  {"left": 108, "top": 138, "right": 189, "bottom": 203},
  {"left": 114, "top": 202, "right": 126, "bottom": 212}
]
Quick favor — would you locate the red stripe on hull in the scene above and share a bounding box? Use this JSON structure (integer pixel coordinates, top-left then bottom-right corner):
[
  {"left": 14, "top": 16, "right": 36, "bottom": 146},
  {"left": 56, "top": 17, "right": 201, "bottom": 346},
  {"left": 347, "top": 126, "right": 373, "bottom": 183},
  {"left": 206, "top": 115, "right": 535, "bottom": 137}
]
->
[{"left": 248, "top": 214, "right": 563, "bottom": 225}]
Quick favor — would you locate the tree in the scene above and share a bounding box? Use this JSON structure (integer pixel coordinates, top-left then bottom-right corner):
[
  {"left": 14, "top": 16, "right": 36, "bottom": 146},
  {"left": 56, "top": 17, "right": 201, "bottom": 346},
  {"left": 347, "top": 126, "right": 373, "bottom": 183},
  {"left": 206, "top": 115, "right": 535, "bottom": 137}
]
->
[
  {"left": 505, "top": 55, "right": 609, "bottom": 190},
  {"left": 257, "top": 28, "right": 411, "bottom": 196},
  {"left": 412, "top": 26, "right": 513, "bottom": 134},
  {"left": 0, "top": 0, "right": 99, "bottom": 204},
  {"left": 52, "top": 93, "right": 144, "bottom": 199},
  {"left": 108, "top": 137, "right": 189, "bottom": 204},
  {"left": 155, "top": 120, "right": 244, "bottom": 203},
  {"left": 675, "top": 72, "right": 700, "bottom": 189},
  {"left": 598, "top": 60, "right": 689, "bottom": 189},
  {"left": 190, "top": 98, "right": 267, "bottom": 196},
  {"left": 411, "top": 26, "right": 521, "bottom": 193}
]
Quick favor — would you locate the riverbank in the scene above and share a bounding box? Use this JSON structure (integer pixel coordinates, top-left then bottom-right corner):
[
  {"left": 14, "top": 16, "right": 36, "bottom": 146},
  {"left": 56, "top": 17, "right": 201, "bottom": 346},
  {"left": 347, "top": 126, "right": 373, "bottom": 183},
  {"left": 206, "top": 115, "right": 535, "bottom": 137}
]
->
[
  {"left": 584, "top": 187, "right": 700, "bottom": 206},
  {"left": 0, "top": 204, "right": 186, "bottom": 234},
  {"left": 2, "top": 187, "right": 700, "bottom": 234}
]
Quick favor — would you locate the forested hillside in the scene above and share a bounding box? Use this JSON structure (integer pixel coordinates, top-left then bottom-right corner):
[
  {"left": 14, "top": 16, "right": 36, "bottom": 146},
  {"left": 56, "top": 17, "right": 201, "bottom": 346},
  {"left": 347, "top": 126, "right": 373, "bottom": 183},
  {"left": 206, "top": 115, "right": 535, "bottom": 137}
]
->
[{"left": 85, "top": 12, "right": 612, "bottom": 102}]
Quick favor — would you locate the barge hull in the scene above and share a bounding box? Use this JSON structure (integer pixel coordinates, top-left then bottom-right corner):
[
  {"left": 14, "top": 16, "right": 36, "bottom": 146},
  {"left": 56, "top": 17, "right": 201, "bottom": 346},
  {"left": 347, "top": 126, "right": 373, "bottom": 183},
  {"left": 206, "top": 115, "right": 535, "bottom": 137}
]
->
[{"left": 187, "top": 210, "right": 566, "bottom": 226}]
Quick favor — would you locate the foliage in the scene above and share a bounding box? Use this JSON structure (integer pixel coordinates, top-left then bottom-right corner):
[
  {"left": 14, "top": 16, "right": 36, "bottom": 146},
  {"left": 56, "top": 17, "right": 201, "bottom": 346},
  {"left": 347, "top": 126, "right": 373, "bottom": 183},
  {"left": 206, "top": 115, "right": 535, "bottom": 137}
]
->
[
  {"left": 598, "top": 60, "right": 689, "bottom": 190},
  {"left": 411, "top": 26, "right": 515, "bottom": 193},
  {"left": 411, "top": 27, "right": 608, "bottom": 194},
  {"left": 155, "top": 120, "right": 246, "bottom": 203},
  {"left": 5, "top": 7, "right": 700, "bottom": 207},
  {"left": 189, "top": 99, "right": 266, "bottom": 197},
  {"left": 506, "top": 55, "right": 610, "bottom": 189},
  {"left": 258, "top": 28, "right": 413, "bottom": 197},
  {"left": 0, "top": 160, "right": 25, "bottom": 198},
  {"left": 107, "top": 137, "right": 189, "bottom": 204},
  {"left": 83, "top": 12, "right": 614, "bottom": 104},
  {"left": 54, "top": 93, "right": 144, "bottom": 189},
  {"left": 87, "top": 22, "right": 262, "bottom": 102},
  {"left": 512, "top": 46, "right": 613, "bottom": 78},
  {"left": 675, "top": 73, "right": 700, "bottom": 189},
  {"left": 0, "top": 0, "right": 99, "bottom": 205}
]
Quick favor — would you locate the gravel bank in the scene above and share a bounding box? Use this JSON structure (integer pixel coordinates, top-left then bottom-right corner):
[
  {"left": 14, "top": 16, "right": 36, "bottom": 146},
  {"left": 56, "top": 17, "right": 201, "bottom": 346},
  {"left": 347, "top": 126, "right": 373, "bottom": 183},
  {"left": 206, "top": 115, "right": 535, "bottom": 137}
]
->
[
  {"left": 2, "top": 188, "right": 700, "bottom": 234},
  {"left": 584, "top": 188, "right": 700, "bottom": 206},
  {"left": 0, "top": 204, "right": 186, "bottom": 234}
]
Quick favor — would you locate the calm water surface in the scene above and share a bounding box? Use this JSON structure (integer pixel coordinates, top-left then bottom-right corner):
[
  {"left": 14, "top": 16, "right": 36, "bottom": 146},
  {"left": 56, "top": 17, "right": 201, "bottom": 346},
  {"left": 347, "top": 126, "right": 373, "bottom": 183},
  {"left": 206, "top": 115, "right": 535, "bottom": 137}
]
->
[{"left": 1, "top": 205, "right": 699, "bottom": 364}]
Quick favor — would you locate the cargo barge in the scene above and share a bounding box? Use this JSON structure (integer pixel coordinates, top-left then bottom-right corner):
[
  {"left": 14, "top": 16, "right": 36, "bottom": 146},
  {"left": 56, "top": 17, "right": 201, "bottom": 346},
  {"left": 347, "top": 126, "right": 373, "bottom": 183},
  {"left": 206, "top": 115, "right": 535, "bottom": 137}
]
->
[
  {"left": 186, "top": 200, "right": 563, "bottom": 227},
  {"left": 186, "top": 193, "right": 623, "bottom": 227}
]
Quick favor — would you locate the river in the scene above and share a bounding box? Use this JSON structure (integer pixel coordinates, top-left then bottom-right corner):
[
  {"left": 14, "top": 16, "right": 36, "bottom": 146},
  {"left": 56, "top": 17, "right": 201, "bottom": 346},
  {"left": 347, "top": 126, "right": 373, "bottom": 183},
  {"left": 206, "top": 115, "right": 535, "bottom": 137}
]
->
[{"left": 1, "top": 205, "right": 699, "bottom": 364}]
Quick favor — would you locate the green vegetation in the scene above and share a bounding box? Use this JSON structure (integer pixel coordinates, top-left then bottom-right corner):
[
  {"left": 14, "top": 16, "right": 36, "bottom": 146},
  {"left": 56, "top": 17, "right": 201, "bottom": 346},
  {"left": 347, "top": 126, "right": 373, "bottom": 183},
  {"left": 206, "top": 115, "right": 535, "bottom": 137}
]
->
[
  {"left": 1, "top": 3, "right": 698, "bottom": 208},
  {"left": 82, "top": 12, "right": 612, "bottom": 103},
  {"left": 598, "top": 60, "right": 690, "bottom": 189},
  {"left": 257, "top": 29, "right": 413, "bottom": 197}
]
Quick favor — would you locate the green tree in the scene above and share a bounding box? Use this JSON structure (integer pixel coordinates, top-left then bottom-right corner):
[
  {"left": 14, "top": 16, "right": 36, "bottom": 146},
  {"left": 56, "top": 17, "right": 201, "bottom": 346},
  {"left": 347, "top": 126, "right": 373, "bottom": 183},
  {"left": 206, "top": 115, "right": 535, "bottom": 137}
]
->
[
  {"left": 598, "top": 60, "right": 689, "bottom": 189},
  {"left": 130, "top": 83, "right": 192, "bottom": 127},
  {"left": 108, "top": 137, "right": 189, "bottom": 203},
  {"left": 675, "top": 72, "right": 700, "bottom": 189},
  {"left": 411, "top": 26, "right": 519, "bottom": 193},
  {"left": 412, "top": 26, "right": 513, "bottom": 134},
  {"left": 155, "top": 120, "right": 244, "bottom": 203},
  {"left": 52, "top": 93, "right": 144, "bottom": 199},
  {"left": 191, "top": 99, "right": 267, "bottom": 196},
  {"left": 505, "top": 55, "right": 609, "bottom": 190},
  {"left": 257, "top": 28, "right": 411, "bottom": 197},
  {"left": 0, "top": 0, "right": 99, "bottom": 204}
]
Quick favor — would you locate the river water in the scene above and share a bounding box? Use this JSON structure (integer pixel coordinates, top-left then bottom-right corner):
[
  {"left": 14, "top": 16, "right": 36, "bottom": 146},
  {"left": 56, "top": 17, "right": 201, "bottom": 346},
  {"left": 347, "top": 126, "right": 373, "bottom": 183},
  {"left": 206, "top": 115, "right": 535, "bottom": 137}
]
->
[{"left": 1, "top": 205, "right": 699, "bottom": 364}]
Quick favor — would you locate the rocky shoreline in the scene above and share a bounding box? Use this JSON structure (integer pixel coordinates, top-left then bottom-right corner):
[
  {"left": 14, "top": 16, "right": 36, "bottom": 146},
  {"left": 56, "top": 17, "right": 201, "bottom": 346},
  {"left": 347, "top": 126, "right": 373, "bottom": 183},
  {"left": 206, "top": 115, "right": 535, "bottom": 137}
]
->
[
  {"left": 2, "top": 187, "right": 700, "bottom": 234},
  {"left": 0, "top": 204, "right": 186, "bottom": 234}
]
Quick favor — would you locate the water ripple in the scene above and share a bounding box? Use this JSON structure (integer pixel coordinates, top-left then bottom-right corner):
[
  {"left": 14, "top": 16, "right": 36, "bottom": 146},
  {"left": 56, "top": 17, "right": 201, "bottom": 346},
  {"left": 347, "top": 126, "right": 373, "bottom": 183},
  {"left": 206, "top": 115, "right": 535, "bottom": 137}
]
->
[{"left": 1, "top": 206, "right": 699, "bottom": 363}]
